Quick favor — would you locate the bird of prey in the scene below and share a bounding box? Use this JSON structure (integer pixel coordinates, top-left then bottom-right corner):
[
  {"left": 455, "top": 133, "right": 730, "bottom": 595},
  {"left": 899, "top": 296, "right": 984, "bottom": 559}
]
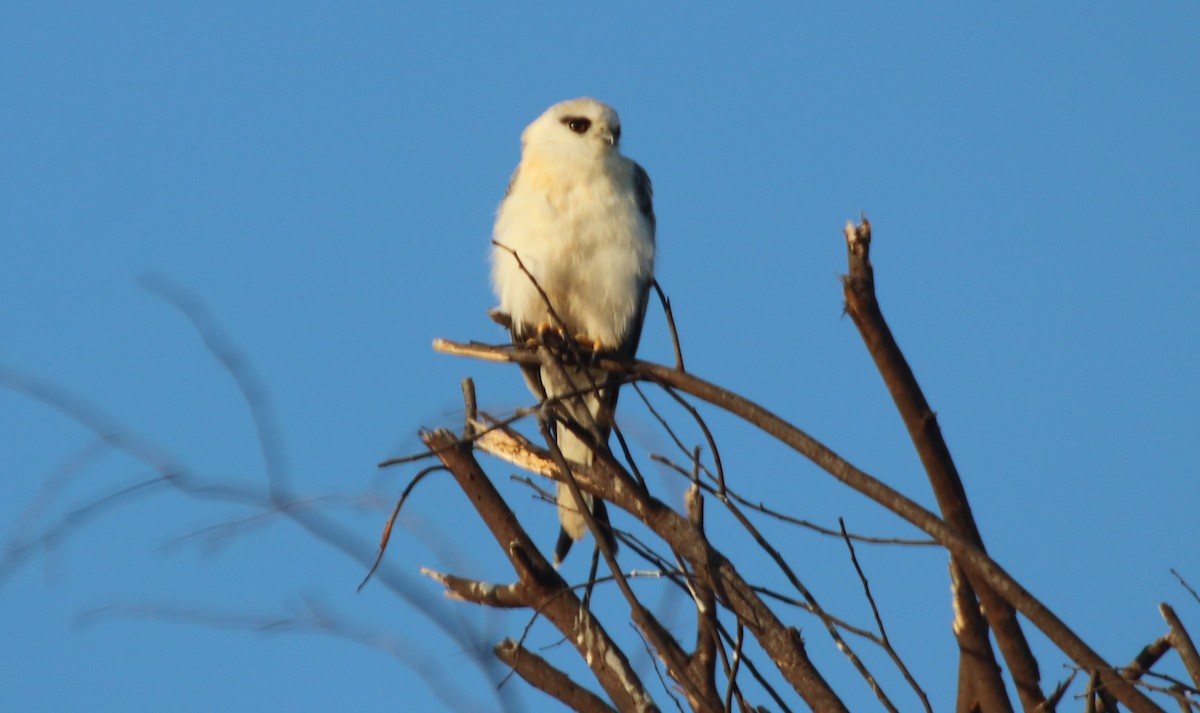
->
[{"left": 491, "top": 98, "right": 656, "bottom": 565}]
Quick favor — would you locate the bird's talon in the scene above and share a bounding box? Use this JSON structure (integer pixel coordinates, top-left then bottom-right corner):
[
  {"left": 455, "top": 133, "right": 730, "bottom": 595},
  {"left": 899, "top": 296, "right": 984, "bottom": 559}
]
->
[
  {"left": 574, "top": 334, "right": 604, "bottom": 354},
  {"left": 535, "top": 321, "right": 569, "bottom": 346}
]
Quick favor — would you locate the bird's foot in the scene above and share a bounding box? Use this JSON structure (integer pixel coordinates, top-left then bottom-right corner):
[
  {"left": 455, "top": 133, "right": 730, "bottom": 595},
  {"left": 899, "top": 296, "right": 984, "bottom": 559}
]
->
[
  {"left": 574, "top": 333, "right": 605, "bottom": 355},
  {"left": 537, "top": 321, "right": 568, "bottom": 341},
  {"left": 525, "top": 320, "right": 566, "bottom": 347}
]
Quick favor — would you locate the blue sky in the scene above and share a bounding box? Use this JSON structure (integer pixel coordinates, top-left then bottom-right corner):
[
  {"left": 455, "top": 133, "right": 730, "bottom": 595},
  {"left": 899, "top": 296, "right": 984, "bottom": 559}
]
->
[{"left": 3, "top": 3, "right": 1198, "bottom": 711}]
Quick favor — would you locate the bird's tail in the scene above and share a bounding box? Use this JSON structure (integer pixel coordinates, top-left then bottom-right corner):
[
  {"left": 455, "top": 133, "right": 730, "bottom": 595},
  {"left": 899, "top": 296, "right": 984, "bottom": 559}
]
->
[{"left": 549, "top": 372, "right": 618, "bottom": 566}]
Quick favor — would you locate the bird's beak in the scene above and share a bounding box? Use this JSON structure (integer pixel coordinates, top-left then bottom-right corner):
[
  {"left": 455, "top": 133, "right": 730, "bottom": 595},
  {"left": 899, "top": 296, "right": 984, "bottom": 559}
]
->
[{"left": 601, "top": 130, "right": 615, "bottom": 147}]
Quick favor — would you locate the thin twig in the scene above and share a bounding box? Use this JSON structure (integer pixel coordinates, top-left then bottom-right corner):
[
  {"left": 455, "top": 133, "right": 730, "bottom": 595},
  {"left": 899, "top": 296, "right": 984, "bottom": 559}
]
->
[
  {"left": 714, "top": 620, "right": 793, "bottom": 713},
  {"left": 1173, "top": 570, "right": 1200, "bottom": 607},
  {"left": 359, "top": 465, "right": 448, "bottom": 591},
  {"left": 839, "top": 518, "right": 931, "bottom": 712},
  {"left": 632, "top": 621, "right": 687, "bottom": 713},
  {"left": 725, "top": 623, "right": 745, "bottom": 713},
  {"left": 650, "top": 452, "right": 934, "bottom": 547},
  {"left": 651, "top": 278, "right": 685, "bottom": 372},
  {"left": 141, "top": 275, "right": 291, "bottom": 500}
]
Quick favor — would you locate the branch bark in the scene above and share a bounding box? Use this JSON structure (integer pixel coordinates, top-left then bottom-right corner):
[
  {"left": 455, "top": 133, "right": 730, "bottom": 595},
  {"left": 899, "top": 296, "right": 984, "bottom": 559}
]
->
[
  {"left": 421, "top": 429, "right": 658, "bottom": 713},
  {"left": 494, "top": 638, "right": 619, "bottom": 713},
  {"left": 841, "top": 218, "right": 1036, "bottom": 712},
  {"left": 472, "top": 424, "right": 850, "bottom": 712},
  {"left": 1160, "top": 603, "right": 1200, "bottom": 690},
  {"left": 433, "top": 340, "right": 1163, "bottom": 713},
  {"left": 1123, "top": 634, "right": 1172, "bottom": 682},
  {"left": 630, "top": 359, "right": 1158, "bottom": 713}
]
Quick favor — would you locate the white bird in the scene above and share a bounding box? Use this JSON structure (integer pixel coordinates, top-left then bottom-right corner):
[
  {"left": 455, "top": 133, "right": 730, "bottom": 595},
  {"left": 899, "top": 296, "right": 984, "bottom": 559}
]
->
[{"left": 491, "top": 98, "right": 656, "bottom": 565}]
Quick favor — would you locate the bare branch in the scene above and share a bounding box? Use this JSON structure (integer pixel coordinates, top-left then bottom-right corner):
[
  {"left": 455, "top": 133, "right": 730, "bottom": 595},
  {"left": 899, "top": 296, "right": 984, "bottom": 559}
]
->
[
  {"left": 839, "top": 518, "right": 931, "bottom": 712},
  {"left": 421, "top": 428, "right": 658, "bottom": 712},
  {"left": 1173, "top": 570, "right": 1200, "bottom": 607},
  {"left": 0, "top": 361, "right": 507, "bottom": 709},
  {"left": 1162, "top": 603, "right": 1200, "bottom": 690},
  {"left": 1041, "top": 669, "right": 1076, "bottom": 711},
  {"left": 684, "top": 483, "right": 720, "bottom": 712},
  {"left": 141, "top": 275, "right": 291, "bottom": 500},
  {"left": 464, "top": 410, "right": 851, "bottom": 711},
  {"left": 535, "top": 415, "right": 716, "bottom": 713},
  {"left": 433, "top": 338, "right": 1163, "bottom": 712},
  {"left": 723, "top": 623, "right": 746, "bottom": 713},
  {"left": 1124, "top": 635, "right": 1173, "bottom": 682},
  {"left": 360, "top": 465, "right": 448, "bottom": 591},
  {"left": 495, "top": 638, "right": 619, "bottom": 713},
  {"left": 714, "top": 620, "right": 793, "bottom": 713},
  {"left": 950, "top": 559, "right": 1012, "bottom": 713},
  {"left": 420, "top": 568, "right": 527, "bottom": 607},
  {"left": 650, "top": 452, "right": 934, "bottom": 548},
  {"left": 79, "top": 601, "right": 491, "bottom": 713},
  {"left": 841, "top": 219, "right": 1032, "bottom": 712},
  {"left": 712, "top": 485, "right": 888, "bottom": 709}
]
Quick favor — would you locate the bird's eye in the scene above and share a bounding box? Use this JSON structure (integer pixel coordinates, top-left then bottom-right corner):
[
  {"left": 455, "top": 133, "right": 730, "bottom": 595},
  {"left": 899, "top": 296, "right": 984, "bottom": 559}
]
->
[{"left": 563, "top": 117, "right": 591, "bottom": 134}]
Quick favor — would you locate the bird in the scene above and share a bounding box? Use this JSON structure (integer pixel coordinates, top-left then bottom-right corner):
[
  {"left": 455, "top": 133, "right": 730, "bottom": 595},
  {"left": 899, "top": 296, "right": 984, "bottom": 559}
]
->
[{"left": 491, "top": 98, "right": 656, "bottom": 565}]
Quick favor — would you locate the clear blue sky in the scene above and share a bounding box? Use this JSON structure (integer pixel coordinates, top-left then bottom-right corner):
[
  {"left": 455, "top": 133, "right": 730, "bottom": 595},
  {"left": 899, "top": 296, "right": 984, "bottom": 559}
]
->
[{"left": 3, "top": 3, "right": 1198, "bottom": 711}]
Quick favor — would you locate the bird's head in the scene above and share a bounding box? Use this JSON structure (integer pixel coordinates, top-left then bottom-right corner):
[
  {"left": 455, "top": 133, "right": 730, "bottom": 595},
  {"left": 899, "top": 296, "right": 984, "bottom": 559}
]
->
[{"left": 521, "top": 98, "right": 623, "bottom": 160}]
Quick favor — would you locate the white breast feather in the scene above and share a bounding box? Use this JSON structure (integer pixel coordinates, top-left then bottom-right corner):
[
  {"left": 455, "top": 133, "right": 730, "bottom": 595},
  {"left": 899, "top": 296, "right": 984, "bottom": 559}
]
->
[{"left": 492, "top": 149, "right": 653, "bottom": 348}]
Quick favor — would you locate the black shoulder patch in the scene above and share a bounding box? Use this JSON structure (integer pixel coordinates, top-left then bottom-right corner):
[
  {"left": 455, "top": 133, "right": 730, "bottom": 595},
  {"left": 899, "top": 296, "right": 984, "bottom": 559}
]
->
[{"left": 633, "top": 163, "right": 655, "bottom": 234}]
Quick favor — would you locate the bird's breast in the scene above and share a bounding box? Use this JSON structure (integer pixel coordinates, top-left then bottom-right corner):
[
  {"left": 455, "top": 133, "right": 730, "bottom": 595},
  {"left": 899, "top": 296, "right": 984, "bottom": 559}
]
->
[{"left": 492, "top": 160, "right": 654, "bottom": 349}]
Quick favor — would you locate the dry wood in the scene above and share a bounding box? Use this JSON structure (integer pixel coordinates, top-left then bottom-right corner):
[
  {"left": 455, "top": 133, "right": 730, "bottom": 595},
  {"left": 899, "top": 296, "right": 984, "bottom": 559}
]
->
[
  {"left": 494, "top": 638, "right": 620, "bottom": 713},
  {"left": 841, "top": 219, "right": 1034, "bottom": 712},
  {"left": 435, "top": 338, "right": 1163, "bottom": 712},
  {"left": 1161, "top": 603, "right": 1200, "bottom": 690},
  {"left": 422, "top": 429, "right": 658, "bottom": 712}
]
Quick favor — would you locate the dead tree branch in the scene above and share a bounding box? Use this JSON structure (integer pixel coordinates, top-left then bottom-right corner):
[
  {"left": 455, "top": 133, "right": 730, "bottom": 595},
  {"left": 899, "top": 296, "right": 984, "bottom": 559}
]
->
[
  {"left": 841, "top": 218, "right": 1036, "bottom": 712},
  {"left": 1162, "top": 604, "right": 1200, "bottom": 690},
  {"left": 421, "top": 428, "right": 658, "bottom": 712},
  {"left": 434, "top": 337, "right": 1162, "bottom": 712},
  {"left": 494, "top": 638, "right": 619, "bottom": 713},
  {"left": 468, "top": 417, "right": 850, "bottom": 711}
]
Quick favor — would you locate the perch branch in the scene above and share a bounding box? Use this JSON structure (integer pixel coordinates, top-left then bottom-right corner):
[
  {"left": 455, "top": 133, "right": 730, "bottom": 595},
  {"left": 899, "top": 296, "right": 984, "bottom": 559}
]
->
[{"left": 432, "top": 338, "right": 1160, "bottom": 712}]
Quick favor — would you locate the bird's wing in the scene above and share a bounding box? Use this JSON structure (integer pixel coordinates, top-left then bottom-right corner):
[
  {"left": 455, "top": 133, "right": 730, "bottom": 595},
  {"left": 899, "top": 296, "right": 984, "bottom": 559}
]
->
[{"left": 590, "top": 160, "right": 655, "bottom": 433}]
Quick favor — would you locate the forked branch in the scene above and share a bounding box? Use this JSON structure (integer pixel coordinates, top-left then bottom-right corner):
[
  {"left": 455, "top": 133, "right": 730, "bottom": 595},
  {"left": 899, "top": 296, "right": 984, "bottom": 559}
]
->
[{"left": 433, "top": 339, "right": 1161, "bottom": 712}]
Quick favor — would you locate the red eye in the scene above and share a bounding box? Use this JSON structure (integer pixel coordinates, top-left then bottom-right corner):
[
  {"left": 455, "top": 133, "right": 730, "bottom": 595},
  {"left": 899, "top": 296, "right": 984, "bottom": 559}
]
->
[{"left": 563, "top": 117, "right": 591, "bottom": 134}]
